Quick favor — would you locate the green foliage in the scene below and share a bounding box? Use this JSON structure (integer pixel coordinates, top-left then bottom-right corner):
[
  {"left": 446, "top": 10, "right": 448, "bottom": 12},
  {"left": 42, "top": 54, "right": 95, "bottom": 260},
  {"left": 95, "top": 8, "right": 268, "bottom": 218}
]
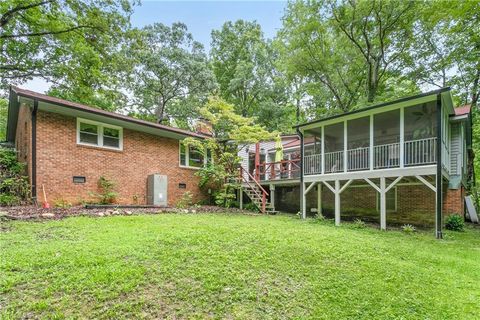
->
[
  {"left": 0, "top": 147, "right": 29, "bottom": 206},
  {"left": 92, "top": 176, "right": 118, "bottom": 204},
  {"left": 176, "top": 191, "right": 193, "bottom": 209},
  {"left": 352, "top": 218, "right": 366, "bottom": 229},
  {"left": 0, "top": 0, "right": 137, "bottom": 109},
  {"left": 0, "top": 99, "right": 7, "bottom": 141},
  {"left": 445, "top": 214, "right": 465, "bottom": 232},
  {"left": 54, "top": 199, "right": 72, "bottom": 209},
  {"left": 402, "top": 224, "right": 416, "bottom": 233},
  {"left": 244, "top": 202, "right": 259, "bottom": 213},
  {"left": 214, "top": 183, "right": 237, "bottom": 208},
  {"left": 127, "top": 23, "right": 216, "bottom": 126}
]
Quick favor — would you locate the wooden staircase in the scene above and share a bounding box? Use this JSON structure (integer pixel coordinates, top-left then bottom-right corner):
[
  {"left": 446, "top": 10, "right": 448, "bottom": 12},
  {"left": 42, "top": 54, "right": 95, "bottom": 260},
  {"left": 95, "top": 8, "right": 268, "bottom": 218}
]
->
[{"left": 239, "top": 166, "right": 277, "bottom": 214}]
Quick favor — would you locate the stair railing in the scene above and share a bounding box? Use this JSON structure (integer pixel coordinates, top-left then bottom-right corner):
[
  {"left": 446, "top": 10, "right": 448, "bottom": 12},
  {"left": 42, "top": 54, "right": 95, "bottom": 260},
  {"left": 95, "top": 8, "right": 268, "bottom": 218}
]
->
[{"left": 239, "top": 166, "right": 269, "bottom": 213}]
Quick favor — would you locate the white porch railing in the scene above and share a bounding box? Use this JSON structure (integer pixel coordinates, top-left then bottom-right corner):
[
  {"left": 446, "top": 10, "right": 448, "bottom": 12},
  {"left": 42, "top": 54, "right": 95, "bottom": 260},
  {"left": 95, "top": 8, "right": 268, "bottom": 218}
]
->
[
  {"left": 304, "top": 154, "right": 322, "bottom": 175},
  {"left": 374, "top": 142, "right": 400, "bottom": 169},
  {"left": 325, "top": 151, "right": 344, "bottom": 173},
  {"left": 302, "top": 137, "right": 438, "bottom": 175},
  {"left": 404, "top": 137, "right": 437, "bottom": 166},
  {"left": 347, "top": 147, "right": 370, "bottom": 171}
]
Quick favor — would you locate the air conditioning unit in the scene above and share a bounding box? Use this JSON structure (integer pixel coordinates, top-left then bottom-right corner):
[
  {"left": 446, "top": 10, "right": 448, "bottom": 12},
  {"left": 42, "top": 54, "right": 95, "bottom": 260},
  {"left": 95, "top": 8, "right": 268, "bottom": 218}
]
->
[{"left": 147, "top": 174, "right": 168, "bottom": 206}]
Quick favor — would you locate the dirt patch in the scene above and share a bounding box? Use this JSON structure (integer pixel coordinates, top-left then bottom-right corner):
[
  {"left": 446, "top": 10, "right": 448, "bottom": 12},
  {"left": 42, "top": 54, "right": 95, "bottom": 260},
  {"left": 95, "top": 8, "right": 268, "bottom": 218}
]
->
[{"left": 0, "top": 205, "right": 256, "bottom": 221}]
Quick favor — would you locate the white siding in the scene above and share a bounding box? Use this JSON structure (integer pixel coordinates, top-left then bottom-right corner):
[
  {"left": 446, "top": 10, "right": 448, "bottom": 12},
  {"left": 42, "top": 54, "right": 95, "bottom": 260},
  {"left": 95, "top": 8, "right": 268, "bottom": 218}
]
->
[{"left": 449, "top": 123, "right": 462, "bottom": 176}]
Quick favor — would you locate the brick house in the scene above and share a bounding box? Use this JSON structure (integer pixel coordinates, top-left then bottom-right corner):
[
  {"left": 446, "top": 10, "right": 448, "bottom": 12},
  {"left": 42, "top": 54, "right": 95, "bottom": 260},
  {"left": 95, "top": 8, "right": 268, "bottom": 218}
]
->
[
  {"left": 5, "top": 87, "right": 210, "bottom": 206},
  {"left": 238, "top": 88, "right": 473, "bottom": 237}
]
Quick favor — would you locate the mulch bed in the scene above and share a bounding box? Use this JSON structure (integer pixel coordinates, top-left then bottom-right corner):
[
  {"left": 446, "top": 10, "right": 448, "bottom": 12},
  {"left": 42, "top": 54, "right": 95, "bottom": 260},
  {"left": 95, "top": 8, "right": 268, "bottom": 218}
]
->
[{"left": 0, "top": 205, "right": 255, "bottom": 221}]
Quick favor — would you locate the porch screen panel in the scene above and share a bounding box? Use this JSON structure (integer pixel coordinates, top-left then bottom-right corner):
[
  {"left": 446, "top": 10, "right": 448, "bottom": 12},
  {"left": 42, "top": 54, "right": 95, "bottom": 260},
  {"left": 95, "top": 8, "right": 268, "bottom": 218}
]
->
[
  {"left": 303, "top": 129, "right": 322, "bottom": 175},
  {"left": 347, "top": 117, "right": 370, "bottom": 171},
  {"left": 404, "top": 102, "right": 437, "bottom": 166},
  {"left": 324, "top": 122, "right": 344, "bottom": 173},
  {"left": 374, "top": 109, "right": 400, "bottom": 169}
]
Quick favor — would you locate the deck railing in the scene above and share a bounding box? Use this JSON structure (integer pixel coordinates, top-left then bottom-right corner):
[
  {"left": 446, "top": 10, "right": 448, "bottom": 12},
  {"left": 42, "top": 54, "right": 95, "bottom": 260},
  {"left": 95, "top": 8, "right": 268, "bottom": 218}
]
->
[
  {"left": 304, "top": 154, "right": 321, "bottom": 175},
  {"left": 404, "top": 137, "right": 437, "bottom": 166},
  {"left": 374, "top": 142, "right": 400, "bottom": 169},
  {"left": 324, "top": 151, "right": 344, "bottom": 173},
  {"left": 348, "top": 147, "right": 370, "bottom": 171},
  {"left": 258, "top": 158, "right": 300, "bottom": 180}
]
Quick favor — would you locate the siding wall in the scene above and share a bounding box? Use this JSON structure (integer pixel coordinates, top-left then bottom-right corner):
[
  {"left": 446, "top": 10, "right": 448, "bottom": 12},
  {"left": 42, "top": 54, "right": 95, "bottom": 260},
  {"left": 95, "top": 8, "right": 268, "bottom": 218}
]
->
[{"left": 450, "top": 123, "right": 461, "bottom": 175}]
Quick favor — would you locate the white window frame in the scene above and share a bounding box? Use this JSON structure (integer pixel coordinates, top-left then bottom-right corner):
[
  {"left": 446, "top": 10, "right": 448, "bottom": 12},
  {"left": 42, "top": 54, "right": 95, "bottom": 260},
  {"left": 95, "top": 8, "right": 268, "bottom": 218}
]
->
[
  {"left": 179, "top": 141, "right": 210, "bottom": 169},
  {"left": 376, "top": 186, "right": 397, "bottom": 213},
  {"left": 76, "top": 118, "right": 123, "bottom": 151}
]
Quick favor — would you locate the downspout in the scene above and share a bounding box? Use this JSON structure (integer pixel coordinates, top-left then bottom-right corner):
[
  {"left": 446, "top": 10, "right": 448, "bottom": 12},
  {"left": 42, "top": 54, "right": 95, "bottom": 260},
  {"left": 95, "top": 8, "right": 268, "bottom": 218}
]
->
[
  {"left": 31, "top": 99, "right": 38, "bottom": 205},
  {"left": 435, "top": 94, "right": 443, "bottom": 239},
  {"left": 296, "top": 127, "right": 304, "bottom": 218}
]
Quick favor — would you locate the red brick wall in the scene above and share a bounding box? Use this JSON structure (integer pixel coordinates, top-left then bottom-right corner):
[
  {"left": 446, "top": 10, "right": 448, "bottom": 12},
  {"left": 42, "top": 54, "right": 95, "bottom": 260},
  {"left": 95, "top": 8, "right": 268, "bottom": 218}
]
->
[
  {"left": 34, "top": 111, "right": 205, "bottom": 206},
  {"left": 443, "top": 187, "right": 465, "bottom": 215}
]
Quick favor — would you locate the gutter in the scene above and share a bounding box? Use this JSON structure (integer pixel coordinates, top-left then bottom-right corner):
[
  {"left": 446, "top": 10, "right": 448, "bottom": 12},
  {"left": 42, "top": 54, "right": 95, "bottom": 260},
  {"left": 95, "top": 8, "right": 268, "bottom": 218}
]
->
[
  {"left": 296, "top": 127, "right": 304, "bottom": 218},
  {"left": 435, "top": 94, "right": 443, "bottom": 239},
  {"left": 31, "top": 99, "right": 38, "bottom": 204}
]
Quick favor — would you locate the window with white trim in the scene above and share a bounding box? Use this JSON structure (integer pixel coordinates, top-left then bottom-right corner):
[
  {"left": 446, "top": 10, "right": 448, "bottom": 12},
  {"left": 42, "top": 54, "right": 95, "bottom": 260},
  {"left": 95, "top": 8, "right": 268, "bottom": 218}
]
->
[
  {"left": 77, "top": 118, "right": 123, "bottom": 150},
  {"left": 179, "top": 142, "right": 210, "bottom": 168},
  {"left": 376, "top": 187, "right": 397, "bottom": 212}
]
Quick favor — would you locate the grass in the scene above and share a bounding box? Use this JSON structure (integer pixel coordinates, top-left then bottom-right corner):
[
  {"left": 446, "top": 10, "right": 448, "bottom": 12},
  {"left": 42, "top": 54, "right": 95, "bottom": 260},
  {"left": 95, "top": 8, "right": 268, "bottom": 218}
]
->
[{"left": 1, "top": 213, "right": 479, "bottom": 319}]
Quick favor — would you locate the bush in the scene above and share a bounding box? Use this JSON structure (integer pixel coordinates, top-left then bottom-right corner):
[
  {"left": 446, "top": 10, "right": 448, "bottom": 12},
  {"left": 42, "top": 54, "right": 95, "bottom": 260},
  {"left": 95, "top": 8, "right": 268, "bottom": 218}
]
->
[
  {"left": 401, "top": 224, "right": 416, "bottom": 233},
  {"left": 0, "top": 147, "right": 30, "bottom": 206},
  {"left": 90, "top": 176, "right": 117, "bottom": 204},
  {"left": 352, "top": 218, "right": 366, "bottom": 228},
  {"left": 176, "top": 191, "right": 193, "bottom": 209},
  {"left": 445, "top": 214, "right": 464, "bottom": 232},
  {"left": 244, "top": 202, "right": 259, "bottom": 212},
  {"left": 314, "top": 213, "right": 326, "bottom": 221},
  {"left": 54, "top": 199, "right": 72, "bottom": 209}
]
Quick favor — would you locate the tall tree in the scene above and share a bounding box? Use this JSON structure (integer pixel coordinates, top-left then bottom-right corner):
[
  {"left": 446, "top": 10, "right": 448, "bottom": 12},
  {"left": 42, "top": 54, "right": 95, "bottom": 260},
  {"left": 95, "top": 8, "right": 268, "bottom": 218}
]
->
[
  {"left": 0, "top": 0, "right": 136, "bottom": 110},
  {"left": 128, "top": 23, "right": 216, "bottom": 127}
]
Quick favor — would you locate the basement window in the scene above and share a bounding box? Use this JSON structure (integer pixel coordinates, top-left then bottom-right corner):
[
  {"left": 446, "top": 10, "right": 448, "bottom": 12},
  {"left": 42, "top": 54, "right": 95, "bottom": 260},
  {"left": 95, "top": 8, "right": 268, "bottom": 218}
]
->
[{"left": 77, "top": 118, "right": 123, "bottom": 150}]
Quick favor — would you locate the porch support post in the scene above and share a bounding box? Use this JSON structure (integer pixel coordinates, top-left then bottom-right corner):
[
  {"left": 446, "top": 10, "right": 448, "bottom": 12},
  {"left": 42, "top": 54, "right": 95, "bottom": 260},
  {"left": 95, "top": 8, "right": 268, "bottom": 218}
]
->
[
  {"left": 301, "top": 182, "right": 307, "bottom": 219},
  {"left": 435, "top": 93, "right": 443, "bottom": 239},
  {"left": 335, "top": 180, "right": 341, "bottom": 225},
  {"left": 270, "top": 184, "right": 275, "bottom": 209},
  {"left": 343, "top": 120, "right": 347, "bottom": 172},
  {"left": 317, "top": 184, "right": 322, "bottom": 216},
  {"left": 239, "top": 187, "right": 243, "bottom": 210},
  {"left": 370, "top": 114, "right": 374, "bottom": 170},
  {"left": 400, "top": 106, "right": 405, "bottom": 168},
  {"left": 380, "top": 177, "right": 387, "bottom": 230},
  {"left": 321, "top": 126, "right": 325, "bottom": 174},
  {"left": 255, "top": 142, "right": 260, "bottom": 181}
]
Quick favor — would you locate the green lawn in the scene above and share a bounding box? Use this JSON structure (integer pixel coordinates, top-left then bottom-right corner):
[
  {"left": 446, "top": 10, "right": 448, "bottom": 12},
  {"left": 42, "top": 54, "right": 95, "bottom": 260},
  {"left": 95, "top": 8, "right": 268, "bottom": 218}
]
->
[{"left": 1, "top": 214, "right": 479, "bottom": 319}]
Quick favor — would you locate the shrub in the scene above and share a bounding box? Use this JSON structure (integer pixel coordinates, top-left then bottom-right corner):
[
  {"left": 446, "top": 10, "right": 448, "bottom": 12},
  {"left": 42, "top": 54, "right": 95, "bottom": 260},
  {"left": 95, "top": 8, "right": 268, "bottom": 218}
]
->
[
  {"left": 54, "top": 199, "right": 72, "bottom": 209},
  {"left": 244, "top": 202, "right": 259, "bottom": 212},
  {"left": 352, "top": 218, "right": 366, "bottom": 228},
  {"left": 402, "top": 224, "right": 416, "bottom": 233},
  {"left": 445, "top": 214, "right": 464, "bottom": 232},
  {"left": 92, "top": 176, "right": 118, "bottom": 204},
  {"left": 314, "top": 213, "right": 325, "bottom": 221},
  {"left": 0, "top": 147, "right": 30, "bottom": 206},
  {"left": 176, "top": 191, "right": 193, "bottom": 209}
]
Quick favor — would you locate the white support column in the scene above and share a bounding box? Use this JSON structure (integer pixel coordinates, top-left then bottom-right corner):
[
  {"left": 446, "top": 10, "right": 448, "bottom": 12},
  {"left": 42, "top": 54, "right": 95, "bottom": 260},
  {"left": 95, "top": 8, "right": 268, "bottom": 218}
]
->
[
  {"left": 344, "top": 121, "right": 348, "bottom": 172},
  {"left": 321, "top": 126, "right": 325, "bottom": 175},
  {"left": 317, "top": 184, "right": 322, "bottom": 215},
  {"left": 370, "top": 114, "right": 374, "bottom": 171},
  {"left": 301, "top": 182, "right": 306, "bottom": 219},
  {"left": 400, "top": 107, "right": 405, "bottom": 168},
  {"left": 380, "top": 177, "right": 386, "bottom": 230},
  {"left": 335, "top": 180, "right": 341, "bottom": 226},
  {"left": 239, "top": 188, "right": 243, "bottom": 210},
  {"left": 270, "top": 184, "right": 275, "bottom": 208}
]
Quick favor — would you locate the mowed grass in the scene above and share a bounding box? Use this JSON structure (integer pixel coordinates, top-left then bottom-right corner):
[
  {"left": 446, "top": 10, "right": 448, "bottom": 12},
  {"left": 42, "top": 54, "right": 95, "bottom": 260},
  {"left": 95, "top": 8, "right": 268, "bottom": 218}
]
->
[{"left": 1, "top": 214, "right": 479, "bottom": 319}]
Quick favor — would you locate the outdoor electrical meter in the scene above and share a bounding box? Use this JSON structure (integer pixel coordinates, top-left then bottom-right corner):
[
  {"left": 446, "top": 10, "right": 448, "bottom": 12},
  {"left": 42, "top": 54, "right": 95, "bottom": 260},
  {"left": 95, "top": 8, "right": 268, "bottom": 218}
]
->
[{"left": 147, "top": 174, "right": 168, "bottom": 206}]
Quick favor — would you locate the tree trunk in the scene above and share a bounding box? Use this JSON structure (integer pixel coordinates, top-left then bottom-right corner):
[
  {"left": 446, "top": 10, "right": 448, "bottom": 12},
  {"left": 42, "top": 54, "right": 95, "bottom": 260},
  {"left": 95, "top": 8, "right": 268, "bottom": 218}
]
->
[
  {"left": 471, "top": 67, "right": 480, "bottom": 108},
  {"left": 155, "top": 99, "right": 166, "bottom": 124}
]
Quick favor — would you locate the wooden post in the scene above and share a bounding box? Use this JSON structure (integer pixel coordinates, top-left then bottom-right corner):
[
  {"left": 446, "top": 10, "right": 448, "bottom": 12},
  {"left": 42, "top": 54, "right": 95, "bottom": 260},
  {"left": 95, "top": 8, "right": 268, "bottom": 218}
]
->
[
  {"left": 335, "top": 180, "right": 341, "bottom": 226},
  {"left": 380, "top": 177, "right": 386, "bottom": 230},
  {"left": 321, "top": 126, "right": 325, "bottom": 174},
  {"left": 270, "top": 184, "right": 275, "bottom": 209},
  {"left": 301, "top": 182, "right": 306, "bottom": 219},
  {"left": 317, "top": 184, "right": 322, "bottom": 216},
  {"left": 255, "top": 142, "right": 260, "bottom": 181},
  {"left": 400, "top": 107, "right": 405, "bottom": 168},
  {"left": 343, "top": 121, "right": 347, "bottom": 172},
  {"left": 370, "top": 114, "right": 374, "bottom": 170},
  {"left": 239, "top": 188, "right": 243, "bottom": 210}
]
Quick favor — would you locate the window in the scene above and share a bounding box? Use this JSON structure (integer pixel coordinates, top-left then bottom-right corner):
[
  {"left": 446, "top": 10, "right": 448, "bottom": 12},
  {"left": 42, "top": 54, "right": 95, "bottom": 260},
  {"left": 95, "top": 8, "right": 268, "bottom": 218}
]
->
[
  {"left": 376, "top": 187, "right": 397, "bottom": 212},
  {"left": 179, "top": 142, "right": 210, "bottom": 169},
  {"left": 77, "top": 118, "right": 123, "bottom": 150}
]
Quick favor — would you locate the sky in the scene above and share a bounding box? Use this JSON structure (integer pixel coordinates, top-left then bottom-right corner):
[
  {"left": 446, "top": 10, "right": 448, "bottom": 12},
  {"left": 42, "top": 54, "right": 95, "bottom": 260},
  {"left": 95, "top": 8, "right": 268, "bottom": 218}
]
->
[{"left": 25, "top": 0, "right": 288, "bottom": 93}]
